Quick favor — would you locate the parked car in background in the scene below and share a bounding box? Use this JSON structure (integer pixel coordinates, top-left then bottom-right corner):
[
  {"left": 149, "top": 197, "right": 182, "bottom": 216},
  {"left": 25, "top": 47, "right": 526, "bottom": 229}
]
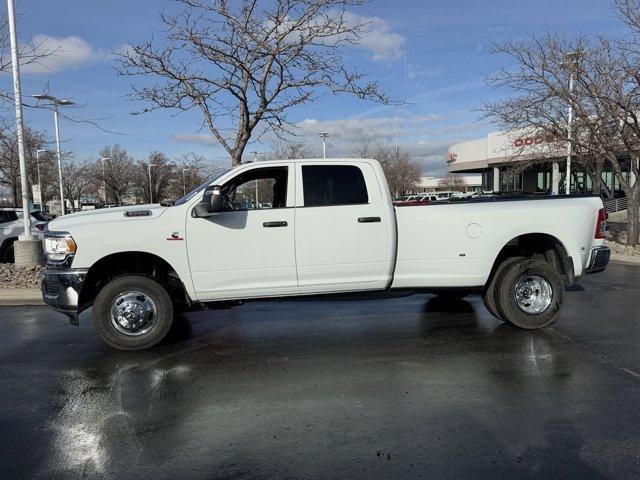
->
[
  {"left": 42, "top": 158, "right": 609, "bottom": 350},
  {"left": 393, "top": 194, "right": 439, "bottom": 206},
  {"left": 0, "top": 208, "right": 49, "bottom": 262}
]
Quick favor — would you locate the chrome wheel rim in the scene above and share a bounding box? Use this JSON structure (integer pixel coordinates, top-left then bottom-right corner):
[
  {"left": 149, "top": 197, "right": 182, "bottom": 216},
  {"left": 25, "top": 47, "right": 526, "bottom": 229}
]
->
[
  {"left": 515, "top": 275, "right": 553, "bottom": 315},
  {"left": 109, "top": 291, "right": 157, "bottom": 336}
]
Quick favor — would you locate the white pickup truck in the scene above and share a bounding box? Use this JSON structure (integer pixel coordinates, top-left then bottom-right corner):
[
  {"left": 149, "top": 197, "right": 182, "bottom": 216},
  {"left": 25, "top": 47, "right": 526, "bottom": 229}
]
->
[{"left": 41, "top": 158, "right": 610, "bottom": 350}]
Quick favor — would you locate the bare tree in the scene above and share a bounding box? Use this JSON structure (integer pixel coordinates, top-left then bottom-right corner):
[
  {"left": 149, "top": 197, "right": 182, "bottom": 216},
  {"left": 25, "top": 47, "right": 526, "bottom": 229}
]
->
[
  {"left": 94, "top": 145, "right": 135, "bottom": 205},
  {"left": 173, "top": 152, "right": 217, "bottom": 199},
  {"left": 438, "top": 173, "right": 468, "bottom": 192},
  {"left": 265, "top": 139, "right": 314, "bottom": 160},
  {"left": 117, "top": 0, "right": 388, "bottom": 166},
  {"left": 61, "top": 155, "right": 93, "bottom": 212},
  {"left": 369, "top": 143, "right": 420, "bottom": 197},
  {"left": 0, "top": 121, "right": 49, "bottom": 206},
  {"left": 134, "top": 151, "right": 176, "bottom": 204},
  {"left": 353, "top": 136, "right": 374, "bottom": 158},
  {"left": 484, "top": 1, "right": 640, "bottom": 244}
]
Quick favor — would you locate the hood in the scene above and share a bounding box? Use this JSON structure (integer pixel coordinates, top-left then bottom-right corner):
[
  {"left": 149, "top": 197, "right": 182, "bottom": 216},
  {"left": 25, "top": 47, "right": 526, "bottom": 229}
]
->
[{"left": 48, "top": 204, "right": 168, "bottom": 231}]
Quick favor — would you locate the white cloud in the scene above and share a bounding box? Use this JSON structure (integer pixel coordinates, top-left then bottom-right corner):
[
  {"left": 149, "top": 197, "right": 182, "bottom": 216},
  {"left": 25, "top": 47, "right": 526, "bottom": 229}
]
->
[
  {"left": 294, "top": 115, "right": 459, "bottom": 174},
  {"left": 171, "top": 112, "right": 487, "bottom": 175},
  {"left": 21, "top": 35, "right": 112, "bottom": 74},
  {"left": 345, "top": 13, "right": 406, "bottom": 62},
  {"left": 407, "top": 64, "right": 441, "bottom": 81},
  {"left": 170, "top": 133, "right": 220, "bottom": 147},
  {"left": 297, "top": 113, "right": 441, "bottom": 145}
]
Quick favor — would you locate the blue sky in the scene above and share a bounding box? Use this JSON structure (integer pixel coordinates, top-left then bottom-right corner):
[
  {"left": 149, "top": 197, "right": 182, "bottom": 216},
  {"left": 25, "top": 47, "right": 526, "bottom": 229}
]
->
[{"left": 7, "top": 0, "right": 624, "bottom": 175}]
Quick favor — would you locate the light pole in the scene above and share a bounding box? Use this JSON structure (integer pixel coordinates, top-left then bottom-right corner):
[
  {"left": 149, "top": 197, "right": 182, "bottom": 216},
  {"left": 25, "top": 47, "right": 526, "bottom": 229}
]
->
[
  {"left": 564, "top": 51, "right": 582, "bottom": 196},
  {"left": 33, "top": 93, "right": 74, "bottom": 215},
  {"left": 100, "top": 157, "right": 109, "bottom": 205},
  {"left": 319, "top": 132, "right": 329, "bottom": 159},
  {"left": 35, "top": 149, "right": 46, "bottom": 204},
  {"left": 250, "top": 151, "right": 261, "bottom": 206},
  {"left": 182, "top": 167, "right": 190, "bottom": 196},
  {"left": 148, "top": 164, "right": 156, "bottom": 204},
  {"left": 394, "top": 103, "right": 401, "bottom": 157},
  {"left": 35, "top": 149, "right": 47, "bottom": 210},
  {"left": 6, "top": 0, "right": 33, "bottom": 242}
]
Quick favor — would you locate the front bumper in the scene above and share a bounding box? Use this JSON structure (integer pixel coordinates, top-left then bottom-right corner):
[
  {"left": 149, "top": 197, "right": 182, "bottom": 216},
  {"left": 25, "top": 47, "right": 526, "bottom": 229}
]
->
[
  {"left": 41, "top": 268, "right": 87, "bottom": 325},
  {"left": 585, "top": 246, "right": 611, "bottom": 275}
]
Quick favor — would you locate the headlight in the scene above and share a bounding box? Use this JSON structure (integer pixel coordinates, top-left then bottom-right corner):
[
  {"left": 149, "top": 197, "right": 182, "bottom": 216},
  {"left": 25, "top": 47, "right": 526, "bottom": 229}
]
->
[{"left": 43, "top": 235, "right": 77, "bottom": 261}]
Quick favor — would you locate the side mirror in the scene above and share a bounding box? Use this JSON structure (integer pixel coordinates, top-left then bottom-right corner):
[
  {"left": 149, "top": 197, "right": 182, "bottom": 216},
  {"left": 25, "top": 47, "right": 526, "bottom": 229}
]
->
[
  {"left": 192, "top": 202, "right": 213, "bottom": 218},
  {"left": 191, "top": 185, "right": 223, "bottom": 218}
]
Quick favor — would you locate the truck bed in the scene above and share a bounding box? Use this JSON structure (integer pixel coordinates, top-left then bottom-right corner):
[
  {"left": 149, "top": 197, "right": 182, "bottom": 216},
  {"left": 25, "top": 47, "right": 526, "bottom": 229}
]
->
[{"left": 391, "top": 196, "right": 604, "bottom": 288}]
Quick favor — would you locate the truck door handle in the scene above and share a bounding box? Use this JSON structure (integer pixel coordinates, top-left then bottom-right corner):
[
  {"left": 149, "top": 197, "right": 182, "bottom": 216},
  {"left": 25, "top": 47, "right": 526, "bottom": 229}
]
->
[
  {"left": 358, "top": 217, "right": 381, "bottom": 223},
  {"left": 263, "top": 221, "right": 288, "bottom": 228}
]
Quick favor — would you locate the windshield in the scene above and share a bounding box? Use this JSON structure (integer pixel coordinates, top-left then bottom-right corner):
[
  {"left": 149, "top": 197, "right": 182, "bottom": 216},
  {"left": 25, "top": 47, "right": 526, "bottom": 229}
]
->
[{"left": 172, "top": 167, "right": 233, "bottom": 206}]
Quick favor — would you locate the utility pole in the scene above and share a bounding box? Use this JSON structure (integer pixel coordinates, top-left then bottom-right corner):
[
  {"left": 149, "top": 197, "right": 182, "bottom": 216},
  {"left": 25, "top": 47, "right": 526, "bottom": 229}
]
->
[
  {"left": 148, "top": 163, "right": 156, "bottom": 204},
  {"left": 319, "top": 132, "right": 329, "bottom": 159},
  {"left": 7, "top": 0, "right": 43, "bottom": 265}
]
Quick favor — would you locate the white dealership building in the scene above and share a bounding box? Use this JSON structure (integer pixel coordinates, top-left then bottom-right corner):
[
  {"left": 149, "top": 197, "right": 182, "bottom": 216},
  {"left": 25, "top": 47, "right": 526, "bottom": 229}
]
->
[{"left": 446, "top": 129, "right": 634, "bottom": 196}]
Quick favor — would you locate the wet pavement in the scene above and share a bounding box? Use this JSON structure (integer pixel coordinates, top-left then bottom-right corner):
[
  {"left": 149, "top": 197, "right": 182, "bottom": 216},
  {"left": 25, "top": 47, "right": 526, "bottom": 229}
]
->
[{"left": 1, "top": 263, "right": 639, "bottom": 479}]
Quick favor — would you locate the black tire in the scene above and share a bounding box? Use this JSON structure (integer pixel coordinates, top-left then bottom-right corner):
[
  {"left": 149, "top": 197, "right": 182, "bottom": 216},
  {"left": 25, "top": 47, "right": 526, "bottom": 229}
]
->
[
  {"left": 91, "top": 275, "right": 174, "bottom": 350},
  {"left": 482, "top": 256, "right": 525, "bottom": 321},
  {"left": 494, "top": 258, "right": 564, "bottom": 329}
]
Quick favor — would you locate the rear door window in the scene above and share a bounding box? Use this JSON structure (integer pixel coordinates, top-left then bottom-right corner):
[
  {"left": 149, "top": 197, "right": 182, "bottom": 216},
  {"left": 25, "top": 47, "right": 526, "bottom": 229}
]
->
[{"left": 302, "top": 165, "right": 368, "bottom": 207}]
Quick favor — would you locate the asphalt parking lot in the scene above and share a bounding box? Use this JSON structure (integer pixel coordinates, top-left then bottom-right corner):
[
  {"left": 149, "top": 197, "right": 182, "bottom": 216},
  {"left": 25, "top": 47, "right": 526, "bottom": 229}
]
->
[{"left": 1, "top": 262, "right": 639, "bottom": 479}]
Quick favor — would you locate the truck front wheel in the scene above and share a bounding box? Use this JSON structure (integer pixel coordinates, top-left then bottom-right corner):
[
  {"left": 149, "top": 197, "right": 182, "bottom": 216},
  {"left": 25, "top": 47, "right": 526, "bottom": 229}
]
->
[
  {"left": 494, "top": 258, "right": 564, "bottom": 329},
  {"left": 91, "top": 275, "right": 174, "bottom": 350}
]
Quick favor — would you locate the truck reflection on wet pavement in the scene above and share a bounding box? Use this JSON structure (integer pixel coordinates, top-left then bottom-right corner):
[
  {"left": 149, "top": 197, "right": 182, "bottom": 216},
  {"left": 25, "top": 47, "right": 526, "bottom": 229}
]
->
[{"left": 1, "top": 263, "right": 639, "bottom": 479}]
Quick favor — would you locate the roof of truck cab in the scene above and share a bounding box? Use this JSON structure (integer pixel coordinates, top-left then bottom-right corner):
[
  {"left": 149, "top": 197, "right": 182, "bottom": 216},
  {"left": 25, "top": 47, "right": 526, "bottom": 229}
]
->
[{"left": 240, "top": 158, "right": 378, "bottom": 166}]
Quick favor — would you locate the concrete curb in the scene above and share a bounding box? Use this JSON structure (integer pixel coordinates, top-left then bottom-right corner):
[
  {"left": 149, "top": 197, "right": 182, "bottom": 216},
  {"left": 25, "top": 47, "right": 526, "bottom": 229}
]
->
[{"left": 0, "top": 288, "right": 44, "bottom": 306}]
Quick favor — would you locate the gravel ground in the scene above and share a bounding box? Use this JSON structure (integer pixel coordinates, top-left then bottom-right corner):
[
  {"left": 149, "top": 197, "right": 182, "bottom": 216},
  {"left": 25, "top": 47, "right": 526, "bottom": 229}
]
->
[
  {"left": 605, "top": 230, "right": 640, "bottom": 256},
  {"left": 0, "top": 264, "right": 44, "bottom": 289}
]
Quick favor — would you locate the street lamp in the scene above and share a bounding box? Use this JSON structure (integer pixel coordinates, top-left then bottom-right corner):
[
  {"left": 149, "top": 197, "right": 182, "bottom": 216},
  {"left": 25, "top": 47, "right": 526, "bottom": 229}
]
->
[
  {"left": 181, "top": 167, "right": 190, "bottom": 196},
  {"left": 33, "top": 93, "right": 75, "bottom": 214},
  {"left": 318, "top": 132, "right": 329, "bottom": 159},
  {"left": 250, "top": 151, "right": 261, "bottom": 205},
  {"left": 148, "top": 164, "right": 156, "bottom": 204},
  {"left": 563, "top": 51, "right": 582, "bottom": 195},
  {"left": 100, "top": 157, "right": 109, "bottom": 205},
  {"left": 35, "top": 149, "right": 47, "bottom": 209}
]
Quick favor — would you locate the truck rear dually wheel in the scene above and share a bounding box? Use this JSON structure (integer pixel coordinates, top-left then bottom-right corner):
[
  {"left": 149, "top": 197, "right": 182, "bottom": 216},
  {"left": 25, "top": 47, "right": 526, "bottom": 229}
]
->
[
  {"left": 494, "top": 258, "right": 564, "bottom": 329},
  {"left": 92, "top": 275, "right": 174, "bottom": 350},
  {"left": 482, "top": 256, "right": 525, "bottom": 321}
]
